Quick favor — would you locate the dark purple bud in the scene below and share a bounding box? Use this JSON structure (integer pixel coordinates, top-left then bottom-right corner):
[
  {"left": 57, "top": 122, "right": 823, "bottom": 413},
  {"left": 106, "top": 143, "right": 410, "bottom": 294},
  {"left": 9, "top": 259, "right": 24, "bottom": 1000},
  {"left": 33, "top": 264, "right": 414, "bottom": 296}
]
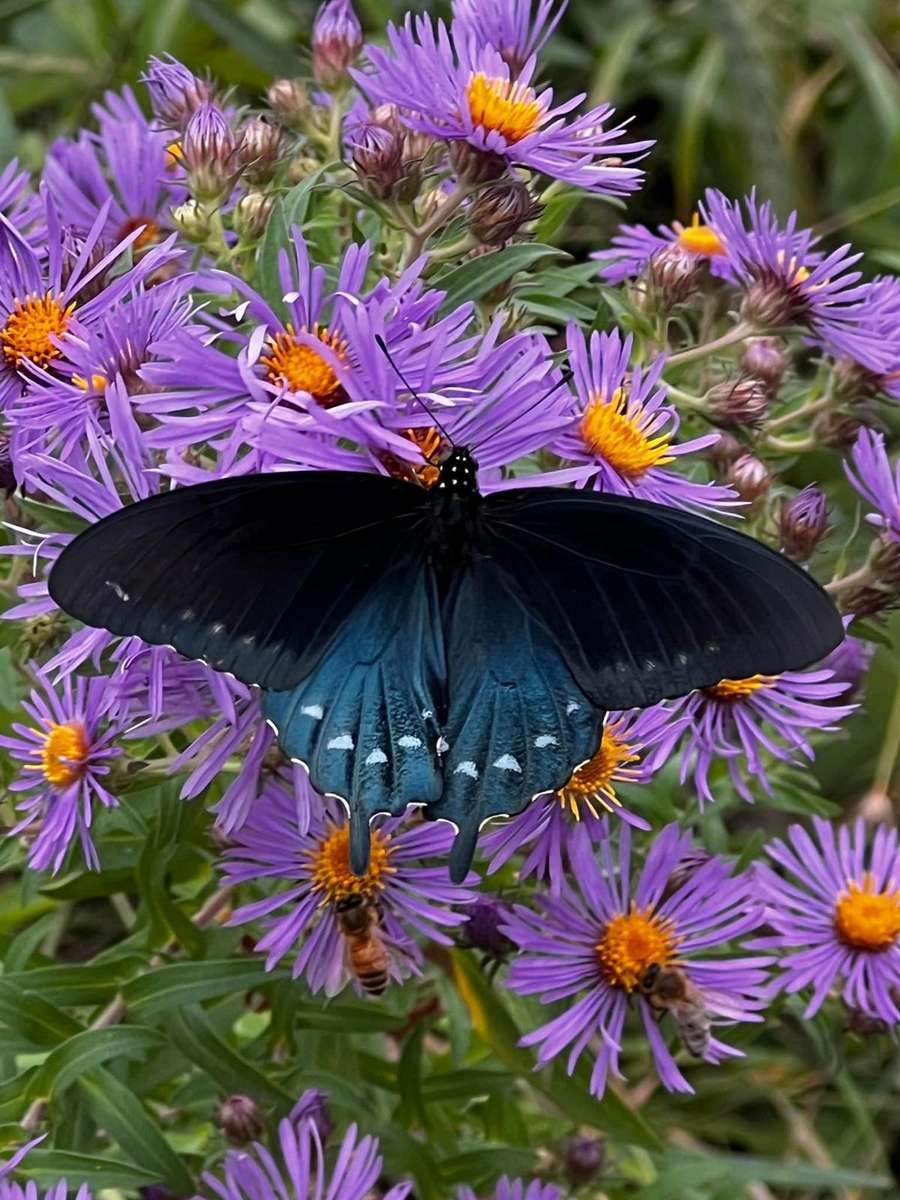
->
[
  {"left": 139, "top": 1187, "right": 179, "bottom": 1200},
  {"left": 812, "top": 410, "right": 863, "bottom": 450},
  {"left": 289, "top": 1089, "right": 334, "bottom": 1143},
  {"left": 832, "top": 356, "right": 880, "bottom": 405},
  {"left": 0, "top": 430, "right": 15, "bottom": 497},
  {"left": 181, "top": 105, "right": 239, "bottom": 201},
  {"left": 450, "top": 141, "right": 506, "bottom": 184},
  {"left": 644, "top": 243, "right": 703, "bottom": 307},
  {"left": 143, "top": 55, "right": 212, "bottom": 132},
  {"left": 741, "top": 337, "right": 785, "bottom": 391},
  {"left": 460, "top": 897, "right": 516, "bottom": 958},
  {"left": 873, "top": 535, "right": 900, "bottom": 590},
  {"left": 218, "top": 1095, "right": 264, "bottom": 1144},
  {"left": 819, "top": 633, "right": 873, "bottom": 702},
  {"left": 707, "top": 375, "right": 770, "bottom": 428},
  {"left": 268, "top": 79, "right": 312, "bottom": 130},
  {"left": 563, "top": 1134, "right": 606, "bottom": 1186},
  {"left": 706, "top": 431, "right": 746, "bottom": 472},
  {"left": 351, "top": 119, "right": 407, "bottom": 201},
  {"left": 741, "top": 278, "right": 797, "bottom": 329},
  {"left": 237, "top": 117, "right": 283, "bottom": 185},
  {"left": 779, "top": 485, "right": 829, "bottom": 560},
  {"left": 842, "top": 582, "right": 895, "bottom": 619},
  {"left": 727, "top": 452, "right": 771, "bottom": 501},
  {"left": 470, "top": 180, "right": 542, "bottom": 246},
  {"left": 313, "top": 0, "right": 363, "bottom": 87}
]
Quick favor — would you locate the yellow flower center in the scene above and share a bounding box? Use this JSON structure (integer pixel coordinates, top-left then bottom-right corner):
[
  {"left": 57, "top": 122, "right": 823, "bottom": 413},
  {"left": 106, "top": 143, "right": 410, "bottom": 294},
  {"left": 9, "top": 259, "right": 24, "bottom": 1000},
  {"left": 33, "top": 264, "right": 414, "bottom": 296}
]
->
[
  {"left": 306, "top": 825, "right": 394, "bottom": 902},
  {"left": 596, "top": 903, "right": 679, "bottom": 992},
  {"left": 116, "top": 216, "right": 161, "bottom": 251},
  {"left": 27, "top": 721, "right": 89, "bottom": 788},
  {"left": 466, "top": 73, "right": 542, "bottom": 143},
  {"left": 72, "top": 373, "right": 109, "bottom": 393},
  {"left": 834, "top": 873, "right": 900, "bottom": 951},
  {"left": 381, "top": 427, "right": 444, "bottom": 489},
  {"left": 1, "top": 293, "right": 74, "bottom": 370},
  {"left": 676, "top": 213, "right": 725, "bottom": 257},
  {"left": 558, "top": 722, "right": 640, "bottom": 818},
  {"left": 261, "top": 323, "right": 348, "bottom": 406},
  {"left": 703, "top": 675, "right": 777, "bottom": 702},
  {"left": 580, "top": 387, "right": 675, "bottom": 478}
]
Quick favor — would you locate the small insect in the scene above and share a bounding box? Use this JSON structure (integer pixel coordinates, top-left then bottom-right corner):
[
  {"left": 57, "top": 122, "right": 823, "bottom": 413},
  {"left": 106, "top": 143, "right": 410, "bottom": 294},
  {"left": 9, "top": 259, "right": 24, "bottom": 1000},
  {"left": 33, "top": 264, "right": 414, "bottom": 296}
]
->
[
  {"left": 639, "top": 961, "right": 711, "bottom": 1058},
  {"left": 335, "top": 894, "right": 390, "bottom": 996}
]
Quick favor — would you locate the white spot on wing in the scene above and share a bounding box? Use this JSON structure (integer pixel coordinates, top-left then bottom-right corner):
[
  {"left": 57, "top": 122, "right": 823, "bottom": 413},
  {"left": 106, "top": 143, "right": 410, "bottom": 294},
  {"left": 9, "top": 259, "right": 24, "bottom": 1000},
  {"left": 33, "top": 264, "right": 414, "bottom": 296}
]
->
[
  {"left": 421, "top": 709, "right": 433, "bottom": 719},
  {"left": 327, "top": 733, "right": 354, "bottom": 750},
  {"left": 436, "top": 736, "right": 449, "bottom": 754},
  {"left": 105, "top": 580, "right": 129, "bottom": 602},
  {"left": 566, "top": 701, "right": 580, "bottom": 715},
  {"left": 398, "top": 735, "right": 422, "bottom": 749},
  {"left": 365, "top": 748, "right": 388, "bottom": 765},
  {"left": 534, "top": 734, "right": 558, "bottom": 748},
  {"left": 493, "top": 754, "right": 522, "bottom": 772},
  {"left": 454, "top": 760, "right": 478, "bottom": 779},
  {"left": 300, "top": 704, "right": 324, "bottom": 719}
]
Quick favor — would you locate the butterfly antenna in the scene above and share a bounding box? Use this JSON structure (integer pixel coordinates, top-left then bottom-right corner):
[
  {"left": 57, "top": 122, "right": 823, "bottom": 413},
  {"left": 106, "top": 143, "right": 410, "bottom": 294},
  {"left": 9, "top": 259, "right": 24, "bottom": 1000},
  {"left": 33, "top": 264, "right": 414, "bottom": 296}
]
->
[
  {"left": 467, "top": 365, "right": 574, "bottom": 456},
  {"left": 374, "top": 335, "right": 454, "bottom": 459}
]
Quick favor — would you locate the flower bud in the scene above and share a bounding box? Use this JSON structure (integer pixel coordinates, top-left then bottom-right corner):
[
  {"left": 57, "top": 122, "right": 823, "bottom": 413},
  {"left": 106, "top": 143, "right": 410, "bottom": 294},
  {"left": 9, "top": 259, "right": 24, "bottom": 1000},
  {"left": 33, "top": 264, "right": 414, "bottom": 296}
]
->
[
  {"left": 290, "top": 1089, "right": 334, "bottom": 1143},
  {"left": 644, "top": 243, "right": 703, "bottom": 307},
  {"left": 563, "top": 1135, "right": 606, "bottom": 1187},
  {"left": 0, "top": 430, "right": 15, "bottom": 497},
  {"left": 143, "top": 55, "right": 212, "bottom": 132},
  {"left": 460, "top": 897, "right": 516, "bottom": 959},
  {"left": 873, "top": 535, "right": 900, "bottom": 590},
  {"left": 218, "top": 1095, "right": 264, "bottom": 1144},
  {"left": 287, "top": 154, "right": 324, "bottom": 185},
  {"left": 741, "top": 337, "right": 785, "bottom": 391},
  {"left": 706, "top": 375, "right": 770, "bottom": 428},
  {"left": 706, "top": 431, "right": 746, "bottom": 473},
  {"left": 268, "top": 79, "right": 312, "bottom": 130},
  {"left": 820, "top": 634, "right": 873, "bottom": 703},
  {"left": 812, "top": 409, "right": 863, "bottom": 450},
  {"left": 171, "top": 199, "right": 211, "bottom": 243},
  {"left": 18, "top": 612, "right": 68, "bottom": 658},
  {"left": 661, "top": 849, "right": 713, "bottom": 901},
  {"left": 312, "top": 0, "right": 363, "bottom": 88},
  {"left": 832, "top": 356, "right": 880, "bottom": 405},
  {"left": 741, "top": 278, "right": 795, "bottom": 329},
  {"left": 842, "top": 582, "right": 895, "bottom": 619},
  {"left": 470, "top": 180, "right": 542, "bottom": 246},
  {"left": 351, "top": 119, "right": 407, "bottom": 201},
  {"left": 232, "top": 192, "right": 275, "bottom": 241},
  {"left": 237, "top": 117, "right": 283, "bottom": 185},
  {"left": 139, "top": 1187, "right": 178, "bottom": 1200},
  {"left": 779, "top": 485, "right": 828, "bottom": 560},
  {"left": 182, "top": 105, "right": 240, "bottom": 201},
  {"left": 449, "top": 141, "right": 506, "bottom": 184},
  {"left": 727, "top": 452, "right": 771, "bottom": 502}
]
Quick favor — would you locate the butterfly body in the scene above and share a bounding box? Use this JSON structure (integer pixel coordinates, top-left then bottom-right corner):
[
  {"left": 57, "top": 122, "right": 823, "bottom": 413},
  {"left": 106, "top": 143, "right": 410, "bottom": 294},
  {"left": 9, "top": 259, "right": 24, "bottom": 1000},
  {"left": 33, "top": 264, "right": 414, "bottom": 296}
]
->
[{"left": 49, "top": 445, "right": 843, "bottom": 880}]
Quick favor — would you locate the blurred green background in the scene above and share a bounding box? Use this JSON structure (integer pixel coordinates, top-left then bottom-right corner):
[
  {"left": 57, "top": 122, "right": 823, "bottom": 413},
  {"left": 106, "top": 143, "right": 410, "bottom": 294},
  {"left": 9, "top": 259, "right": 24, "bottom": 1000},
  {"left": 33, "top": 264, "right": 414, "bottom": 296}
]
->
[{"left": 1, "top": 0, "right": 899, "bottom": 264}]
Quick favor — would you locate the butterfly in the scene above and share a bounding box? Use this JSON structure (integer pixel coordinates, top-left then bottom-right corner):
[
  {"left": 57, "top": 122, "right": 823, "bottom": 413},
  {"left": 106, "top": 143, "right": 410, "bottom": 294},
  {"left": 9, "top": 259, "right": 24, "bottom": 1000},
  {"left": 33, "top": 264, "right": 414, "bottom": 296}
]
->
[{"left": 48, "top": 430, "right": 843, "bottom": 881}]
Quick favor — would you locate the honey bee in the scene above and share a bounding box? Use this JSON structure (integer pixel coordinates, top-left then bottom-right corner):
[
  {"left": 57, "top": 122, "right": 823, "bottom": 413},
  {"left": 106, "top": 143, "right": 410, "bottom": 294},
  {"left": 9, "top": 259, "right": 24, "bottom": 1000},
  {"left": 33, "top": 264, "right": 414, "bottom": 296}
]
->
[
  {"left": 334, "top": 894, "right": 390, "bottom": 996},
  {"left": 639, "top": 962, "right": 711, "bottom": 1058}
]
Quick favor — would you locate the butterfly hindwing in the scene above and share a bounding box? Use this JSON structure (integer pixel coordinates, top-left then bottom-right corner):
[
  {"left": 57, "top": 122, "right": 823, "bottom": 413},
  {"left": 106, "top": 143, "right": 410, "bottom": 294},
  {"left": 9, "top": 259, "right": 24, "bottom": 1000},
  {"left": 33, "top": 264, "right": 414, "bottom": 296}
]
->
[
  {"left": 482, "top": 488, "right": 843, "bottom": 710},
  {"left": 263, "top": 549, "right": 446, "bottom": 871},
  {"left": 48, "top": 471, "right": 430, "bottom": 691}
]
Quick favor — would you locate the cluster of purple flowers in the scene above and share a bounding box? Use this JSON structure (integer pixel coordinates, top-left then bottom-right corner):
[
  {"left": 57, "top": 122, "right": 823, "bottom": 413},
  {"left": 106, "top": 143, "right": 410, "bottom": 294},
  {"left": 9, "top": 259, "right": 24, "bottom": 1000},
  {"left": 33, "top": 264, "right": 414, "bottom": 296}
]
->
[{"left": 0, "top": 0, "right": 897, "bottom": 1165}]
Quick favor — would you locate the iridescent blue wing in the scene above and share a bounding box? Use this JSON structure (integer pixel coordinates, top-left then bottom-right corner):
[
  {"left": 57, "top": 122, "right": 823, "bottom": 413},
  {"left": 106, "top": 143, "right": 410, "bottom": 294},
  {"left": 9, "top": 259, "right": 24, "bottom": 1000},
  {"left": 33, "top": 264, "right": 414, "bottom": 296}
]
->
[
  {"left": 428, "top": 555, "right": 605, "bottom": 882},
  {"left": 481, "top": 488, "right": 843, "bottom": 710},
  {"left": 262, "top": 548, "right": 446, "bottom": 872},
  {"left": 48, "top": 471, "right": 430, "bottom": 691}
]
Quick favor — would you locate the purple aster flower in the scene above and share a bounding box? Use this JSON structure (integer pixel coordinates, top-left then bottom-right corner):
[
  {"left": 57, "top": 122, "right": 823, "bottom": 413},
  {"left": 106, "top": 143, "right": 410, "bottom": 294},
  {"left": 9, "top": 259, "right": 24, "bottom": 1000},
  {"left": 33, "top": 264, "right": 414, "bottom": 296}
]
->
[
  {"left": 751, "top": 819, "right": 900, "bottom": 1025},
  {"left": 503, "top": 823, "right": 771, "bottom": 1096},
  {"left": 0, "top": 160, "right": 42, "bottom": 247},
  {"left": 313, "top": 0, "right": 364, "bottom": 87},
  {"left": 0, "top": 1136, "right": 47, "bottom": 1180},
  {"left": 0, "top": 192, "right": 177, "bottom": 410},
  {"left": 354, "top": 16, "right": 651, "bottom": 190},
  {"left": 552, "top": 326, "right": 739, "bottom": 514},
  {"left": 652, "top": 668, "right": 856, "bottom": 807},
  {"left": 481, "top": 707, "right": 685, "bottom": 892},
  {"left": 0, "top": 663, "right": 125, "bottom": 873},
  {"left": 43, "top": 87, "right": 185, "bottom": 249},
  {"left": 199, "top": 1104, "right": 411, "bottom": 1200},
  {"left": 457, "top": 1181, "right": 561, "bottom": 1200},
  {"left": 700, "top": 189, "right": 881, "bottom": 364},
  {"left": 0, "top": 1138, "right": 93, "bottom": 1200},
  {"left": 221, "top": 785, "right": 477, "bottom": 996},
  {"left": 593, "top": 211, "right": 731, "bottom": 287},
  {"left": 779, "top": 484, "right": 828, "bottom": 560},
  {"left": 819, "top": 631, "right": 873, "bottom": 703},
  {"left": 845, "top": 427, "right": 900, "bottom": 541},
  {"left": 451, "top": 0, "right": 566, "bottom": 73},
  {"left": 180, "top": 104, "right": 240, "bottom": 201},
  {"left": 142, "top": 54, "right": 213, "bottom": 132}
]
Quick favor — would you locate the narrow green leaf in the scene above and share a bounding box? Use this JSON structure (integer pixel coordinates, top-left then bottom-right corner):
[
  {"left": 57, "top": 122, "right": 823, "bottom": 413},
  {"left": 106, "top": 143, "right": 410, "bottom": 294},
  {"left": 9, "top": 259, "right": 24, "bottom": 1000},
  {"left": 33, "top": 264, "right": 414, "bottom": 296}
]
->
[
  {"left": 123, "top": 959, "right": 291, "bottom": 1016},
  {"left": 293, "top": 1000, "right": 404, "bottom": 1034},
  {"left": 169, "top": 1005, "right": 292, "bottom": 1110},
  {"left": 16, "top": 1150, "right": 162, "bottom": 1189},
  {"left": 2, "top": 960, "right": 143, "bottom": 1007},
  {"left": 25, "top": 1025, "right": 165, "bottom": 1102},
  {"left": 0, "top": 982, "right": 82, "bottom": 1045},
  {"left": 256, "top": 167, "right": 332, "bottom": 313},
  {"left": 15, "top": 497, "right": 89, "bottom": 535},
  {"left": 436, "top": 244, "right": 567, "bottom": 315},
  {"left": 188, "top": 0, "right": 299, "bottom": 76}
]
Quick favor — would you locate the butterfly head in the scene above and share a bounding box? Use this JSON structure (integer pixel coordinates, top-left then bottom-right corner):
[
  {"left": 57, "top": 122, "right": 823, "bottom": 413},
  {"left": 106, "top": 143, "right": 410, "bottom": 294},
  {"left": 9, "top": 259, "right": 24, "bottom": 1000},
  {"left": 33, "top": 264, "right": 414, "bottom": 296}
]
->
[{"left": 435, "top": 446, "right": 479, "bottom": 495}]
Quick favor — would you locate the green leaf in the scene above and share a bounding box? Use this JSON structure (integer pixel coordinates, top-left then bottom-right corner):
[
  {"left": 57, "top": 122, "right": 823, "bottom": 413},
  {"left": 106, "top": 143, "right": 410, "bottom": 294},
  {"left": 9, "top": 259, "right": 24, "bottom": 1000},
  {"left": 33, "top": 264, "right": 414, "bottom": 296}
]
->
[
  {"left": 188, "top": 0, "right": 299, "bottom": 76},
  {"left": 78, "top": 1067, "right": 194, "bottom": 1193},
  {"left": 169, "top": 1005, "right": 293, "bottom": 1110},
  {"left": 0, "top": 982, "right": 82, "bottom": 1046},
  {"left": 293, "top": 1000, "right": 404, "bottom": 1034},
  {"left": 17, "top": 1150, "right": 162, "bottom": 1190},
  {"left": 435, "top": 244, "right": 567, "bottom": 315},
  {"left": 25, "top": 1025, "right": 165, "bottom": 1102},
  {"left": 2, "top": 960, "right": 143, "bottom": 1007},
  {"left": 122, "top": 959, "right": 291, "bottom": 1017},
  {"left": 645, "top": 1149, "right": 891, "bottom": 1196},
  {"left": 15, "top": 496, "right": 89, "bottom": 535},
  {"left": 256, "top": 168, "right": 332, "bottom": 313}
]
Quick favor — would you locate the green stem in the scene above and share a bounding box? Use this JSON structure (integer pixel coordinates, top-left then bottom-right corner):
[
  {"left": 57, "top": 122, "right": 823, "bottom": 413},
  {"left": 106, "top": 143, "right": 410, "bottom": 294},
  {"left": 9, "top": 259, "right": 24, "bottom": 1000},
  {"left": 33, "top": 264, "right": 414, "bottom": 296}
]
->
[
  {"left": 872, "top": 675, "right": 900, "bottom": 801},
  {"left": 766, "top": 394, "right": 830, "bottom": 433},
  {"left": 401, "top": 182, "right": 473, "bottom": 269},
  {"left": 764, "top": 433, "right": 817, "bottom": 453},
  {"left": 665, "top": 322, "right": 755, "bottom": 366},
  {"left": 664, "top": 383, "right": 709, "bottom": 413},
  {"left": 825, "top": 563, "right": 874, "bottom": 596}
]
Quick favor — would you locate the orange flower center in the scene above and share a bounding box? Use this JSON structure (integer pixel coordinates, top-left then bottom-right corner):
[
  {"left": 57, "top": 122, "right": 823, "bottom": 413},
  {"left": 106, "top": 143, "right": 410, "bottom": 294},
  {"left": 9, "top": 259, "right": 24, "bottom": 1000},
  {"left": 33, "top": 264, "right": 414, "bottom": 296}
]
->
[
  {"left": 580, "top": 387, "right": 674, "bottom": 478},
  {"left": 466, "top": 73, "right": 542, "bottom": 143},
  {"left": 703, "top": 675, "right": 777, "bottom": 702},
  {"left": 306, "top": 825, "right": 394, "bottom": 902},
  {"left": 834, "top": 873, "right": 900, "bottom": 951},
  {"left": 1, "top": 293, "right": 74, "bottom": 369},
  {"left": 25, "top": 721, "right": 89, "bottom": 788},
  {"left": 558, "top": 722, "right": 641, "bottom": 818},
  {"left": 677, "top": 213, "right": 726, "bottom": 257},
  {"left": 261, "top": 323, "right": 348, "bottom": 405},
  {"left": 116, "top": 216, "right": 161, "bottom": 250},
  {"left": 596, "top": 903, "right": 679, "bottom": 992},
  {"left": 381, "top": 427, "right": 444, "bottom": 489}
]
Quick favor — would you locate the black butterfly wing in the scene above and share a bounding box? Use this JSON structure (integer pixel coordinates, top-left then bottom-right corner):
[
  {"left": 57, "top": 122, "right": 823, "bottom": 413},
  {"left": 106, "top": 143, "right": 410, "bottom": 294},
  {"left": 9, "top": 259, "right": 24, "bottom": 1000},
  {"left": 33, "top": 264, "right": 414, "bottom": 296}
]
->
[
  {"left": 48, "top": 471, "right": 432, "bottom": 691},
  {"left": 427, "top": 555, "right": 606, "bottom": 882},
  {"left": 262, "top": 546, "right": 446, "bottom": 872},
  {"left": 481, "top": 488, "right": 843, "bottom": 710}
]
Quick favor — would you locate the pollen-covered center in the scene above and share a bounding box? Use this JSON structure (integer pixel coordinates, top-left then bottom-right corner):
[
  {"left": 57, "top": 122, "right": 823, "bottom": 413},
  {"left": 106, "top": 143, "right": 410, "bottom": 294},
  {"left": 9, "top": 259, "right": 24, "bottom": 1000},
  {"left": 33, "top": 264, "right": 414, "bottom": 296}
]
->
[
  {"left": 32, "top": 720, "right": 89, "bottom": 788},
  {"left": 580, "top": 388, "right": 675, "bottom": 478},
  {"left": 596, "top": 903, "right": 678, "bottom": 992},
  {"left": 558, "top": 722, "right": 640, "bottom": 818},
  {"left": 677, "top": 213, "right": 725, "bottom": 257},
  {"left": 466, "top": 73, "right": 542, "bottom": 143},
  {"left": 1, "top": 293, "right": 74, "bottom": 369},
  {"left": 261, "top": 323, "right": 348, "bottom": 405},
  {"left": 306, "top": 825, "right": 394, "bottom": 902},
  {"left": 704, "top": 675, "right": 777, "bottom": 702},
  {"left": 834, "top": 873, "right": 900, "bottom": 951},
  {"left": 382, "top": 427, "right": 443, "bottom": 489},
  {"left": 116, "top": 216, "right": 161, "bottom": 250}
]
